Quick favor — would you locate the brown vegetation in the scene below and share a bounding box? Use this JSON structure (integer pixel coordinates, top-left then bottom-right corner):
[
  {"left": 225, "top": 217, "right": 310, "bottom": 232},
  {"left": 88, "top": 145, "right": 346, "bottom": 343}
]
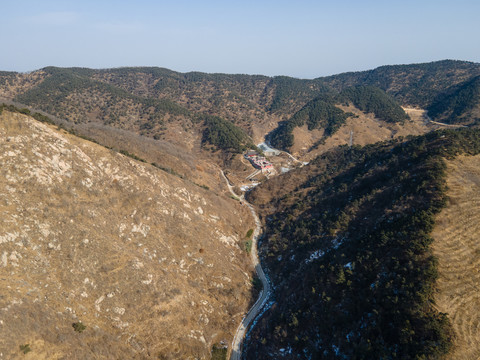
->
[
  {"left": 433, "top": 154, "right": 480, "bottom": 360},
  {"left": 0, "top": 111, "right": 255, "bottom": 359}
]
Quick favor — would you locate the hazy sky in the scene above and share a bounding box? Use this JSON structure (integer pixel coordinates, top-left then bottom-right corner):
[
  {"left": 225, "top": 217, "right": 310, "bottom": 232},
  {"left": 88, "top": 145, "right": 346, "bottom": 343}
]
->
[{"left": 1, "top": 0, "right": 479, "bottom": 78}]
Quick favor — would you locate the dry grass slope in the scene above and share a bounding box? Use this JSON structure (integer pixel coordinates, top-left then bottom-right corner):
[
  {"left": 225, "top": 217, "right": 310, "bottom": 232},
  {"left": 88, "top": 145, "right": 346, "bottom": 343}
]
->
[
  {"left": 0, "top": 111, "right": 255, "bottom": 359},
  {"left": 433, "top": 154, "right": 480, "bottom": 360}
]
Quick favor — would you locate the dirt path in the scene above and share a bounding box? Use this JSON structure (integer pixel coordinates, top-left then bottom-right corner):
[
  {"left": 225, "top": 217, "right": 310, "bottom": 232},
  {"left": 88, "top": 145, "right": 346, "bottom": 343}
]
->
[
  {"left": 220, "top": 170, "right": 272, "bottom": 360},
  {"left": 402, "top": 106, "right": 467, "bottom": 128},
  {"left": 432, "top": 154, "right": 480, "bottom": 360}
]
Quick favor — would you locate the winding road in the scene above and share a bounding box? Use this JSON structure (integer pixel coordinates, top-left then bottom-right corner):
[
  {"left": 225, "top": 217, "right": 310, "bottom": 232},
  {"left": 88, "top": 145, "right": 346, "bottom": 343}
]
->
[{"left": 220, "top": 170, "right": 272, "bottom": 360}]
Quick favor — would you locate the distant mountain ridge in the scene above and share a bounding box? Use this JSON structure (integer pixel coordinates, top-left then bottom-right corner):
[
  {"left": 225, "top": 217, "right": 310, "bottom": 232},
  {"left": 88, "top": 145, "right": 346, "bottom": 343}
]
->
[
  {"left": 320, "top": 59, "right": 480, "bottom": 107},
  {"left": 0, "top": 60, "right": 479, "bottom": 159}
]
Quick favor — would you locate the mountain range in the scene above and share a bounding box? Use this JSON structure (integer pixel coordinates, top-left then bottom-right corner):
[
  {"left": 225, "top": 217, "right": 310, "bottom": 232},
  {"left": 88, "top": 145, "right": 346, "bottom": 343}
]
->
[{"left": 1, "top": 59, "right": 480, "bottom": 359}]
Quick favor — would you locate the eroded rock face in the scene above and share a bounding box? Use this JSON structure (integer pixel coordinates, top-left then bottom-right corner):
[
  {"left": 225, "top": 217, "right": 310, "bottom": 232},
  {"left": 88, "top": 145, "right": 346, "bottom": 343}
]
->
[{"left": 0, "top": 111, "right": 254, "bottom": 359}]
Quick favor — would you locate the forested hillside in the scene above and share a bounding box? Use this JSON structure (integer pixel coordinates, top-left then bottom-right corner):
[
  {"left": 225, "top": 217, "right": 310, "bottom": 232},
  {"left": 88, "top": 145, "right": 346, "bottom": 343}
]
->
[
  {"left": 339, "top": 85, "right": 409, "bottom": 123},
  {"left": 269, "top": 86, "right": 408, "bottom": 151},
  {"left": 15, "top": 67, "right": 190, "bottom": 132},
  {"left": 268, "top": 93, "right": 351, "bottom": 150},
  {"left": 1, "top": 67, "right": 259, "bottom": 157},
  {"left": 427, "top": 75, "right": 480, "bottom": 125},
  {"left": 2, "top": 60, "right": 480, "bottom": 359},
  {"left": 245, "top": 128, "right": 480, "bottom": 359},
  {"left": 0, "top": 60, "right": 479, "bottom": 161},
  {"left": 320, "top": 60, "right": 480, "bottom": 107},
  {"left": 201, "top": 115, "right": 255, "bottom": 153}
]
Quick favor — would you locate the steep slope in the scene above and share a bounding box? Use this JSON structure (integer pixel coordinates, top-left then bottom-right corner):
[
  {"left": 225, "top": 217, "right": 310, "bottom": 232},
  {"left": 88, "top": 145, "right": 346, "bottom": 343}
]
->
[
  {"left": 0, "top": 110, "right": 256, "bottom": 359},
  {"left": 0, "top": 67, "right": 282, "bottom": 146},
  {"left": 245, "top": 128, "right": 480, "bottom": 359},
  {"left": 427, "top": 75, "right": 480, "bottom": 125},
  {"left": 1, "top": 60, "right": 479, "bottom": 180},
  {"left": 339, "top": 85, "right": 409, "bottom": 123},
  {"left": 432, "top": 154, "right": 480, "bottom": 360}
]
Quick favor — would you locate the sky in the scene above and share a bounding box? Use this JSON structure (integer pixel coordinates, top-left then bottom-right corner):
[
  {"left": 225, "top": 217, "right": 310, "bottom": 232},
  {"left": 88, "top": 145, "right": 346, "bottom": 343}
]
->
[{"left": 1, "top": 0, "right": 479, "bottom": 78}]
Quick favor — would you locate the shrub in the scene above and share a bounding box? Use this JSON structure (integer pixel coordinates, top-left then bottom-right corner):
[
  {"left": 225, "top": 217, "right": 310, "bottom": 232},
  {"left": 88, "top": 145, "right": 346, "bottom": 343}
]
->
[
  {"left": 244, "top": 240, "right": 252, "bottom": 253},
  {"left": 211, "top": 344, "right": 227, "bottom": 360},
  {"left": 72, "top": 321, "right": 86, "bottom": 333},
  {"left": 19, "top": 344, "right": 31, "bottom": 354}
]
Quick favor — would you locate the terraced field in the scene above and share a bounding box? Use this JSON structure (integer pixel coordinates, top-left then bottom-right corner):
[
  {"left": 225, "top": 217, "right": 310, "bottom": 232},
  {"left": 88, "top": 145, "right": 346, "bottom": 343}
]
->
[{"left": 433, "top": 154, "right": 480, "bottom": 360}]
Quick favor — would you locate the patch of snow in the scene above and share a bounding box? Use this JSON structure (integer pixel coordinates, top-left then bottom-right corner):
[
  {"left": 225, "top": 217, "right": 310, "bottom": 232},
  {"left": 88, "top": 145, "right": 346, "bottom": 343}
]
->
[{"left": 305, "top": 249, "right": 324, "bottom": 264}]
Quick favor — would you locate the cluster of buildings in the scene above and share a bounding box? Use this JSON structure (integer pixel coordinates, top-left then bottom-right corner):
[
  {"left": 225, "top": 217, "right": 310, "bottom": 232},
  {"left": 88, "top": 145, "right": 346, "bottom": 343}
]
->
[{"left": 245, "top": 150, "right": 273, "bottom": 172}]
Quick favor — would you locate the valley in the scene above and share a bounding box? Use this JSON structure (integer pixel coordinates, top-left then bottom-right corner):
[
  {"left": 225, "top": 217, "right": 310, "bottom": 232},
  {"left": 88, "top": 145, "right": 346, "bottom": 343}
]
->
[
  {"left": 219, "top": 170, "right": 271, "bottom": 360},
  {"left": 1, "top": 59, "right": 480, "bottom": 359}
]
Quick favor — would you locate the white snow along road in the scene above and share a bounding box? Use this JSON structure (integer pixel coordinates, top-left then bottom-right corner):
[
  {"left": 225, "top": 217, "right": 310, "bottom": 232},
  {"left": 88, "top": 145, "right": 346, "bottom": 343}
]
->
[{"left": 220, "top": 170, "right": 272, "bottom": 360}]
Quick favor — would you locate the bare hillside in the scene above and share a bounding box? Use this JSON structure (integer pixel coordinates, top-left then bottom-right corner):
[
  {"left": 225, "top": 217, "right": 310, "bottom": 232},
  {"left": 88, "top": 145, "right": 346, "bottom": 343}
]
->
[
  {"left": 433, "top": 154, "right": 480, "bottom": 360},
  {"left": 0, "top": 111, "right": 255, "bottom": 359}
]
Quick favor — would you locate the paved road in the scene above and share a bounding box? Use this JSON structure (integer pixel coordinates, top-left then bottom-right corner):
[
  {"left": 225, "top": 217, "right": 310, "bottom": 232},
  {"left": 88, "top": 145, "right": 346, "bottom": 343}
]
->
[{"left": 220, "top": 170, "right": 271, "bottom": 360}]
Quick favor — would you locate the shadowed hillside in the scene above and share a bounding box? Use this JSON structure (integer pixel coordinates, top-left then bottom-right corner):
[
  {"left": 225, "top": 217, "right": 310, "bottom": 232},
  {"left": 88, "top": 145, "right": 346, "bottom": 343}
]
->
[
  {"left": 427, "top": 75, "right": 480, "bottom": 125},
  {"left": 245, "top": 128, "right": 480, "bottom": 359}
]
